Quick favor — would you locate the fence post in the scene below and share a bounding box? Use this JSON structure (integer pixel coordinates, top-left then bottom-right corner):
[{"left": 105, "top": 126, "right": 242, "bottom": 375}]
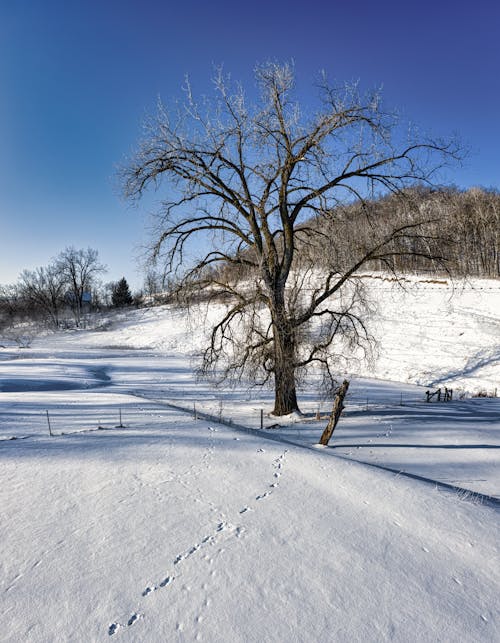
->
[
  {"left": 319, "top": 379, "right": 350, "bottom": 446},
  {"left": 260, "top": 409, "right": 264, "bottom": 430},
  {"left": 46, "top": 410, "right": 53, "bottom": 437}
]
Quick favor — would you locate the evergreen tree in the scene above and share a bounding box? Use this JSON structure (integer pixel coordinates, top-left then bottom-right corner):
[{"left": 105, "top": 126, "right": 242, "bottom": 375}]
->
[{"left": 111, "top": 278, "right": 133, "bottom": 307}]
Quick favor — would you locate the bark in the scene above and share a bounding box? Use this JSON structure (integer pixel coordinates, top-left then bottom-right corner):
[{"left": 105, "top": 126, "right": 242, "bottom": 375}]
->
[
  {"left": 272, "top": 348, "right": 299, "bottom": 415},
  {"left": 270, "top": 289, "right": 300, "bottom": 415}
]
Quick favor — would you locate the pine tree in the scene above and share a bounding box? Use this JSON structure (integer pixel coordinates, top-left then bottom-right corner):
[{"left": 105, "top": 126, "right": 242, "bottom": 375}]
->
[{"left": 111, "top": 278, "right": 133, "bottom": 307}]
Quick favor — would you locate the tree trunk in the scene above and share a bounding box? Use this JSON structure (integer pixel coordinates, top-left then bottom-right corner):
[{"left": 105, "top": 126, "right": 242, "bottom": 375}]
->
[
  {"left": 270, "top": 290, "right": 300, "bottom": 416},
  {"left": 273, "top": 355, "right": 299, "bottom": 415}
]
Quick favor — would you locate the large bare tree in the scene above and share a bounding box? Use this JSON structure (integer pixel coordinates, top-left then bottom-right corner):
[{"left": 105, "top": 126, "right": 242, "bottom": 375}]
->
[{"left": 122, "top": 63, "right": 461, "bottom": 415}]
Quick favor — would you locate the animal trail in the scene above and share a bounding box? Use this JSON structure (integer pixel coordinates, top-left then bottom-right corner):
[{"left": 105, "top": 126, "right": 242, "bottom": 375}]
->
[
  {"left": 254, "top": 449, "right": 289, "bottom": 502},
  {"left": 139, "top": 521, "right": 243, "bottom": 604},
  {"left": 110, "top": 445, "right": 287, "bottom": 637}
]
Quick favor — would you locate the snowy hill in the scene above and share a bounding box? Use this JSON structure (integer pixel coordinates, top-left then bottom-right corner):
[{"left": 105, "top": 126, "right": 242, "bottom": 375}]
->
[
  {"left": 0, "top": 276, "right": 499, "bottom": 642},
  {"left": 69, "top": 274, "right": 500, "bottom": 395}
]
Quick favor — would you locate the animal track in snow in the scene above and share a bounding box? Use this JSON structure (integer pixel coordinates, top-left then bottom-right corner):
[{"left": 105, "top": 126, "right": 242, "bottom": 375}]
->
[
  {"left": 139, "top": 521, "right": 242, "bottom": 604},
  {"left": 108, "top": 612, "right": 143, "bottom": 637},
  {"left": 142, "top": 584, "right": 157, "bottom": 596},
  {"left": 127, "top": 613, "right": 139, "bottom": 626},
  {"left": 254, "top": 449, "right": 288, "bottom": 500}
]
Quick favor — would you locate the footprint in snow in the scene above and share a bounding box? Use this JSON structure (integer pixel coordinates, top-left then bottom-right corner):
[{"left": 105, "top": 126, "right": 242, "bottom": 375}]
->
[
  {"left": 108, "top": 623, "right": 119, "bottom": 636},
  {"left": 108, "top": 613, "right": 142, "bottom": 637},
  {"left": 127, "top": 613, "right": 139, "bottom": 627}
]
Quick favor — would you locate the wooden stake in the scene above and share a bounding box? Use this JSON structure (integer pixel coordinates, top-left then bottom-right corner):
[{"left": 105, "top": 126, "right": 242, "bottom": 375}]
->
[
  {"left": 46, "top": 410, "right": 53, "bottom": 437},
  {"left": 319, "top": 380, "right": 350, "bottom": 446}
]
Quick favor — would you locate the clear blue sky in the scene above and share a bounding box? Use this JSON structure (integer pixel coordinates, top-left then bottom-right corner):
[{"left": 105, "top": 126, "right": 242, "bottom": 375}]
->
[{"left": 1, "top": 0, "right": 499, "bottom": 290}]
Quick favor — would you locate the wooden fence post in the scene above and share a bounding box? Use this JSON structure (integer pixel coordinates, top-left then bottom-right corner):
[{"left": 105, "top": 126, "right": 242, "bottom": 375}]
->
[
  {"left": 319, "top": 380, "right": 350, "bottom": 446},
  {"left": 46, "top": 410, "right": 53, "bottom": 437}
]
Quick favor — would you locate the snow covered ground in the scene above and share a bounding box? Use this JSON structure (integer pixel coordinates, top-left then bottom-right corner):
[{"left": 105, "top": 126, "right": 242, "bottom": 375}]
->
[{"left": 0, "top": 276, "right": 499, "bottom": 641}]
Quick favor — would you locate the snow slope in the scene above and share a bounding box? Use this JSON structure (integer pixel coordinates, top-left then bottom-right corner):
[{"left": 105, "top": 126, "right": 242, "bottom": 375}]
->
[{"left": 0, "top": 276, "right": 499, "bottom": 641}]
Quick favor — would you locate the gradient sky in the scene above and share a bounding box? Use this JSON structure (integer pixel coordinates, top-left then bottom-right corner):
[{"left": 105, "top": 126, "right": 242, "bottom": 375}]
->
[{"left": 1, "top": 0, "right": 499, "bottom": 290}]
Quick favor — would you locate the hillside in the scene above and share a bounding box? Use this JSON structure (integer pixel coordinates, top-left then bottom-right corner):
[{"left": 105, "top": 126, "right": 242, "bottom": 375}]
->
[{"left": 86, "top": 275, "right": 500, "bottom": 396}]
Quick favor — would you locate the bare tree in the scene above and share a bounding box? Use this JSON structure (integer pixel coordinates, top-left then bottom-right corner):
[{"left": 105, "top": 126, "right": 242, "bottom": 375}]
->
[
  {"left": 122, "top": 62, "right": 462, "bottom": 415},
  {"left": 56, "top": 247, "right": 106, "bottom": 326},
  {"left": 18, "top": 263, "right": 66, "bottom": 328},
  {"left": 0, "top": 284, "right": 25, "bottom": 332}
]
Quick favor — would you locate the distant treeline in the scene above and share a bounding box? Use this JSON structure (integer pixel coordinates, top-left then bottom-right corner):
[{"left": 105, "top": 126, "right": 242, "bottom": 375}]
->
[
  {"left": 214, "top": 186, "right": 499, "bottom": 283},
  {"left": 0, "top": 247, "right": 136, "bottom": 335},
  {"left": 335, "top": 186, "right": 499, "bottom": 278}
]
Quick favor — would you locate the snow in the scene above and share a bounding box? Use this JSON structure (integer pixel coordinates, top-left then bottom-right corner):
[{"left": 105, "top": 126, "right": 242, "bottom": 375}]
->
[{"left": 0, "top": 276, "right": 499, "bottom": 641}]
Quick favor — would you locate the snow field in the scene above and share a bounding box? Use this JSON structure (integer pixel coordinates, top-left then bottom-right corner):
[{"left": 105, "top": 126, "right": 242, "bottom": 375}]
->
[
  {"left": 0, "top": 275, "right": 499, "bottom": 641},
  {"left": 1, "top": 416, "right": 498, "bottom": 642}
]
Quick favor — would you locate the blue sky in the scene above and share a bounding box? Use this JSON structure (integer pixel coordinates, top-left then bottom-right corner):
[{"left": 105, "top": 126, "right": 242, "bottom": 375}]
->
[{"left": 1, "top": 0, "right": 499, "bottom": 290}]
